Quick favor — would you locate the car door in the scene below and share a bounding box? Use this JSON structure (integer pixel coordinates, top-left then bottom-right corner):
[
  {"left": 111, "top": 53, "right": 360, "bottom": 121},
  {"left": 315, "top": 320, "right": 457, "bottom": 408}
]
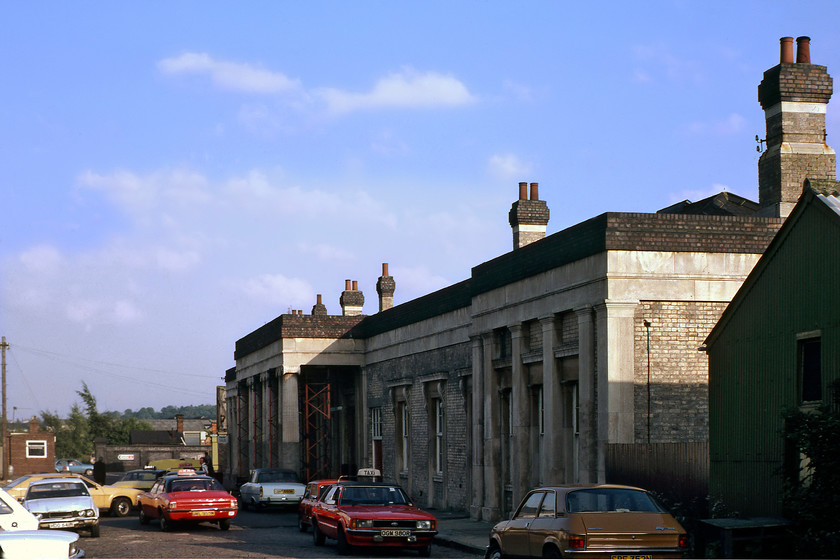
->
[
  {"left": 527, "top": 490, "right": 558, "bottom": 556},
  {"left": 141, "top": 480, "right": 164, "bottom": 519},
  {"left": 502, "top": 491, "right": 544, "bottom": 556},
  {"left": 317, "top": 486, "right": 342, "bottom": 538}
]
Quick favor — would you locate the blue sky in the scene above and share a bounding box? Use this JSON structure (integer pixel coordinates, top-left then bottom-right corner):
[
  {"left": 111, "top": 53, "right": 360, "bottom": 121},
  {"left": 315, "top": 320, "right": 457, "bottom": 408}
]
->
[{"left": 2, "top": 1, "right": 839, "bottom": 417}]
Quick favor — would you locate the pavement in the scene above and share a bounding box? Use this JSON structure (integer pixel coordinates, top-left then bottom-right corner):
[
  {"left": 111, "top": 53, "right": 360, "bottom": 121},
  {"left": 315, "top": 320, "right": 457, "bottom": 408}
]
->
[{"left": 431, "top": 510, "right": 494, "bottom": 556}]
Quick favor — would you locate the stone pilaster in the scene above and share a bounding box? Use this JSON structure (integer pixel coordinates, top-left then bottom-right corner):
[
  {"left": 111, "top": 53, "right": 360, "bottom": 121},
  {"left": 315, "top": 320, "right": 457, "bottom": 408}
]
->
[{"left": 469, "top": 336, "right": 484, "bottom": 520}]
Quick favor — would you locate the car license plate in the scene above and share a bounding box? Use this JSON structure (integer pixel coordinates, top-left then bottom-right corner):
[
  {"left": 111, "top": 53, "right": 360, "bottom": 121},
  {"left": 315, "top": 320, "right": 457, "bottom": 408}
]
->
[
  {"left": 611, "top": 556, "right": 652, "bottom": 559},
  {"left": 380, "top": 530, "right": 411, "bottom": 537},
  {"left": 49, "top": 522, "right": 74, "bottom": 528},
  {"left": 275, "top": 489, "right": 294, "bottom": 494},
  {"left": 192, "top": 511, "right": 215, "bottom": 517}
]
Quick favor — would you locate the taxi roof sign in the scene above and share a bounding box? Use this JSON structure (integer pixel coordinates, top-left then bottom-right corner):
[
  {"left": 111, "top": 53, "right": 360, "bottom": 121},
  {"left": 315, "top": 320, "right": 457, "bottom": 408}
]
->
[
  {"left": 176, "top": 468, "right": 197, "bottom": 476},
  {"left": 357, "top": 468, "right": 381, "bottom": 477}
]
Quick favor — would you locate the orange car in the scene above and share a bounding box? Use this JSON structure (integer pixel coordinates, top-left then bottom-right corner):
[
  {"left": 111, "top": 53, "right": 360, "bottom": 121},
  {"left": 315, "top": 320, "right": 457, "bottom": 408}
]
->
[
  {"left": 486, "top": 484, "right": 688, "bottom": 558},
  {"left": 297, "top": 479, "right": 339, "bottom": 532}
]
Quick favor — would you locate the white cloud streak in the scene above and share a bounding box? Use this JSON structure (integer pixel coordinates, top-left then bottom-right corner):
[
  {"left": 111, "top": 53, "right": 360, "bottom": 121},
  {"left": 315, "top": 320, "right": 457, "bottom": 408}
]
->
[{"left": 158, "top": 53, "right": 301, "bottom": 94}]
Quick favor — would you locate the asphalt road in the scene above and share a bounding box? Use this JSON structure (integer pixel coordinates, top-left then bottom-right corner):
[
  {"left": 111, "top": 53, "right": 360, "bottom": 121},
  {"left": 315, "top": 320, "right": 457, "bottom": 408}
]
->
[{"left": 82, "top": 507, "right": 478, "bottom": 558}]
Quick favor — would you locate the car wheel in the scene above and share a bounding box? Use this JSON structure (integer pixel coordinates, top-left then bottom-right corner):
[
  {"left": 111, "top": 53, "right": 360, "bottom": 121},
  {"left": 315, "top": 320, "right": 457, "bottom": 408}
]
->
[
  {"left": 336, "top": 528, "right": 351, "bottom": 556},
  {"left": 139, "top": 507, "right": 150, "bottom": 525},
  {"left": 485, "top": 542, "right": 502, "bottom": 559},
  {"left": 219, "top": 519, "right": 231, "bottom": 531},
  {"left": 418, "top": 544, "right": 432, "bottom": 557},
  {"left": 312, "top": 519, "right": 325, "bottom": 546},
  {"left": 90, "top": 523, "right": 101, "bottom": 538},
  {"left": 85, "top": 469, "right": 94, "bottom": 476},
  {"left": 542, "top": 545, "right": 561, "bottom": 558},
  {"left": 110, "top": 497, "right": 131, "bottom": 517},
  {"left": 159, "top": 513, "right": 171, "bottom": 532}
]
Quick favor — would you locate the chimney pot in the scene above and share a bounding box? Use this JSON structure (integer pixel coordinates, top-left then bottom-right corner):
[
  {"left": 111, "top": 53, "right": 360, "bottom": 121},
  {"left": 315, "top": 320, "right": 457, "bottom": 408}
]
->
[
  {"left": 518, "top": 182, "right": 527, "bottom": 200},
  {"left": 352, "top": 280, "right": 358, "bottom": 291},
  {"left": 345, "top": 279, "right": 351, "bottom": 290},
  {"left": 780, "top": 37, "right": 794, "bottom": 63},
  {"left": 317, "top": 294, "right": 322, "bottom": 304},
  {"left": 530, "top": 182, "right": 539, "bottom": 201},
  {"left": 382, "top": 262, "right": 389, "bottom": 276},
  {"left": 796, "top": 36, "right": 811, "bottom": 63}
]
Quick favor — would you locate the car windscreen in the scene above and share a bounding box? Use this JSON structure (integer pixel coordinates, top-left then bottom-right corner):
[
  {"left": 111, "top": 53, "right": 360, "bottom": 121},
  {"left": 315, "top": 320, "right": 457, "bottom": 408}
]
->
[
  {"left": 168, "top": 478, "right": 224, "bottom": 492},
  {"left": 26, "top": 482, "right": 89, "bottom": 500},
  {"left": 339, "top": 486, "right": 410, "bottom": 506},
  {"left": 256, "top": 471, "right": 298, "bottom": 483},
  {"left": 565, "top": 488, "right": 665, "bottom": 513}
]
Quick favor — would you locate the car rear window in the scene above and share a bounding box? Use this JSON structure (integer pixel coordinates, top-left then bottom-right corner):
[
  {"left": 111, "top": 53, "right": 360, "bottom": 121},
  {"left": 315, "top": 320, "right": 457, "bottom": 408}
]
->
[
  {"left": 168, "top": 478, "right": 224, "bottom": 492},
  {"left": 565, "top": 488, "right": 664, "bottom": 513},
  {"left": 256, "top": 471, "right": 298, "bottom": 483},
  {"left": 26, "top": 482, "right": 89, "bottom": 500}
]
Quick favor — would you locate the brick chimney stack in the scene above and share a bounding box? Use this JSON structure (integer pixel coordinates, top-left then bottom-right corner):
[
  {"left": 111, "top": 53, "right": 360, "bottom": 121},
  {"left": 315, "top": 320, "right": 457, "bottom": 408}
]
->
[
  {"left": 376, "top": 263, "right": 396, "bottom": 312},
  {"left": 340, "top": 279, "right": 364, "bottom": 316},
  {"left": 509, "top": 182, "right": 550, "bottom": 249},
  {"left": 758, "top": 36, "right": 835, "bottom": 218},
  {"left": 311, "top": 293, "right": 328, "bottom": 316},
  {"left": 176, "top": 414, "right": 184, "bottom": 433}
]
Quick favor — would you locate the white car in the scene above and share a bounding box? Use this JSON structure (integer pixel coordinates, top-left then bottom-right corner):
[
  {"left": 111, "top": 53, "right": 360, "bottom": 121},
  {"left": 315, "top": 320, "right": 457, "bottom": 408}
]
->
[
  {"left": 0, "top": 530, "right": 83, "bottom": 558},
  {"left": 23, "top": 478, "right": 100, "bottom": 537},
  {"left": 0, "top": 488, "right": 39, "bottom": 531},
  {"left": 238, "top": 468, "right": 305, "bottom": 510}
]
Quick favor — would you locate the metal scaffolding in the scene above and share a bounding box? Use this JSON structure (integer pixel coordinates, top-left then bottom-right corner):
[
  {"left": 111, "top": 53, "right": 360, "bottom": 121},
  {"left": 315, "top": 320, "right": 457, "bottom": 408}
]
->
[{"left": 303, "top": 382, "right": 331, "bottom": 482}]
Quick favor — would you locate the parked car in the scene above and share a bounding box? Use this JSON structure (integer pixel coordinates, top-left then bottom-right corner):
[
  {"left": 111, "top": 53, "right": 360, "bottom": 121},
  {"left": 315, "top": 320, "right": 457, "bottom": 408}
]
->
[
  {"left": 0, "top": 488, "right": 39, "bottom": 531},
  {"left": 5, "top": 472, "right": 141, "bottom": 517},
  {"left": 113, "top": 468, "right": 166, "bottom": 491},
  {"left": 298, "top": 479, "right": 339, "bottom": 532},
  {"left": 137, "top": 469, "right": 238, "bottom": 531},
  {"left": 310, "top": 480, "right": 437, "bottom": 557},
  {"left": 54, "top": 458, "right": 95, "bottom": 476},
  {"left": 238, "top": 468, "right": 305, "bottom": 510},
  {"left": 485, "top": 484, "right": 688, "bottom": 559},
  {"left": 0, "top": 530, "right": 83, "bottom": 558},
  {"left": 23, "top": 478, "right": 100, "bottom": 538}
]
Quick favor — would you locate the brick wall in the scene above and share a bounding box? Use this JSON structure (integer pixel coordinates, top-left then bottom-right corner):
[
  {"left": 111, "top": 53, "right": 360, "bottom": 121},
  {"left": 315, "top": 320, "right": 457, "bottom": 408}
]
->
[
  {"left": 8, "top": 431, "right": 56, "bottom": 477},
  {"left": 364, "top": 341, "right": 471, "bottom": 511},
  {"left": 634, "top": 301, "right": 728, "bottom": 443}
]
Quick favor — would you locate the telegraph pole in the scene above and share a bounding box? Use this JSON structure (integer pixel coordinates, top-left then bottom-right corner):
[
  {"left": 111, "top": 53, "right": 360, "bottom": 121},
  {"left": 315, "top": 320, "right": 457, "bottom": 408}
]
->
[{"left": 1, "top": 337, "right": 7, "bottom": 480}]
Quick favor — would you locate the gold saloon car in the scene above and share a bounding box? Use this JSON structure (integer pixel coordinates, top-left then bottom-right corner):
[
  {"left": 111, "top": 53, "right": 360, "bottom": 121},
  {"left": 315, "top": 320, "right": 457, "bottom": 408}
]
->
[{"left": 486, "top": 485, "right": 688, "bottom": 559}]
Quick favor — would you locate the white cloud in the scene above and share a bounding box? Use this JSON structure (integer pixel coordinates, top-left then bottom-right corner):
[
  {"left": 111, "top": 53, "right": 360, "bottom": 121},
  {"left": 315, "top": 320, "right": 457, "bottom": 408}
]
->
[
  {"left": 487, "top": 153, "right": 532, "bottom": 180},
  {"left": 19, "top": 245, "right": 63, "bottom": 274},
  {"left": 77, "top": 168, "right": 210, "bottom": 214},
  {"left": 296, "top": 242, "right": 355, "bottom": 263},
  {"left": 234, "top": 273, "right": 313, "bottom": 307},
  {"left": 317, "top": 68, "right": 476, "bottom": 114},
  {"left": 158, "top": 52, "right": 301, "bottom": 94}
]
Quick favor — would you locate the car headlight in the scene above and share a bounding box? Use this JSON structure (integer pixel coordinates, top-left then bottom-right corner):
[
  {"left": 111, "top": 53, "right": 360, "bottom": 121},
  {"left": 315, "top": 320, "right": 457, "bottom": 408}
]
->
[
  {"left": 351, "top": 519, "right": 374, "bottom": 529},
  {"left": 168, "top": 501, "right": 178, "bottom": 510},
  {"left": 416, "top": 520, "right": 434, "bottom": 530}
]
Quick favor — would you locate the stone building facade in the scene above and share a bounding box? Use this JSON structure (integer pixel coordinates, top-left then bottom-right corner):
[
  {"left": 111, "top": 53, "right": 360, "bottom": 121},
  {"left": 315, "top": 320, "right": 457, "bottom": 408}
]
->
[{"left": 224, "top": 36, "right": 831, "bottom": 520}]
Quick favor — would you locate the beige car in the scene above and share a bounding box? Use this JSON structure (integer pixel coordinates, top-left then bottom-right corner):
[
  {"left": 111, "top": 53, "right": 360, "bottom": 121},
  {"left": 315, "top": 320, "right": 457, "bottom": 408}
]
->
[
  {"left": 4, "top": 472, "right": 141, "bottom": 517},
  {"left": 486, "top": 484, "right": 688, "bottom": 559}
]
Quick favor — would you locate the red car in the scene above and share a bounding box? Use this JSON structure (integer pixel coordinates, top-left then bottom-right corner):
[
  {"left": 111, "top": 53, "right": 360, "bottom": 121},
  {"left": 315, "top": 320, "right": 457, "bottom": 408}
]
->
[
  {"left": 137, "top": 470, "right": 238, "bottom": 531},
  {"left": 311, "top": 481, "right": 437, "bottom": 556},
  {"left": 298, "top": 479, "right": 339, "bottom": 532}
]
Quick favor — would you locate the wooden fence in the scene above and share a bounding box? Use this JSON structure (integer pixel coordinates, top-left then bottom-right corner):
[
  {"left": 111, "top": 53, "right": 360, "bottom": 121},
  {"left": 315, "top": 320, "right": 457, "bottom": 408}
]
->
[{"left": 605, "top": 442, "right": 709, "bottom": 516}]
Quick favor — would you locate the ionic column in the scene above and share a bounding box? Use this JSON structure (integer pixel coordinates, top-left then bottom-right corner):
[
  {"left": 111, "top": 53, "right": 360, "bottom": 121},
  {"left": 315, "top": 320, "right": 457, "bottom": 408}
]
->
[
  {"left": 481, "top": 333, "right": 501, "bottom": 521},
  {"left": 509, "top": 324, "right": 529, "bottom": 507},
  {"left": 469, "top": 335, "right": 484, "bottom": 520},
  {"left": 281, "top": 368, "right": 300, "bottom": 470},
  {"left": 575, "top": 306, "right": 596, "bottom": 483},
  {"left": 539, "top": 315, "right": 561, "bottom": 484}
]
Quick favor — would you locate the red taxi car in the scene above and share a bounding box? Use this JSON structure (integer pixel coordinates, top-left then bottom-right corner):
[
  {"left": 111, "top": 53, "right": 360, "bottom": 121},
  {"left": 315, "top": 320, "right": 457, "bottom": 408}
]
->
[
  {"left": 298, "top": 479, "right": 339, "bottom": 532},
  {"left": 311, "top": 481, "right": 437, "bottom": 556},
  {"left": 137, "top": 470, "right": 238, "bottom": 532}
]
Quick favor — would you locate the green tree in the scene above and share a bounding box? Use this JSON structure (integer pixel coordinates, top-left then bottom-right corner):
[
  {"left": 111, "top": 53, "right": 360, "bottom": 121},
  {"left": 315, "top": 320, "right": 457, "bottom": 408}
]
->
[
  {"left": 40, "top": 382, "right": 153, "bottom": 458},
  {"left": 782, "top": 381, "right": 840, "bottom": 558}
]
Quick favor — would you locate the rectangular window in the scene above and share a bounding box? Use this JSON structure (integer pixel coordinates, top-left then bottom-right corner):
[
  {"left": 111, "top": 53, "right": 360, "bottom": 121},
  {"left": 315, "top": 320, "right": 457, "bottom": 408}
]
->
[
  {"left": 799, "top": 337, "right": 822, "bottom": 403},
  {"left": 26, "top": 440, "right": 47, "bottom": 458},
  {"left": 397, "top": 402, "right": 410, "bottom": 473},
  {"left": 434, "top": 399, "right": 444, "bottom": 474},
  {"left": 370, "top": 407, "right": 383, "bottom": 472}
]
